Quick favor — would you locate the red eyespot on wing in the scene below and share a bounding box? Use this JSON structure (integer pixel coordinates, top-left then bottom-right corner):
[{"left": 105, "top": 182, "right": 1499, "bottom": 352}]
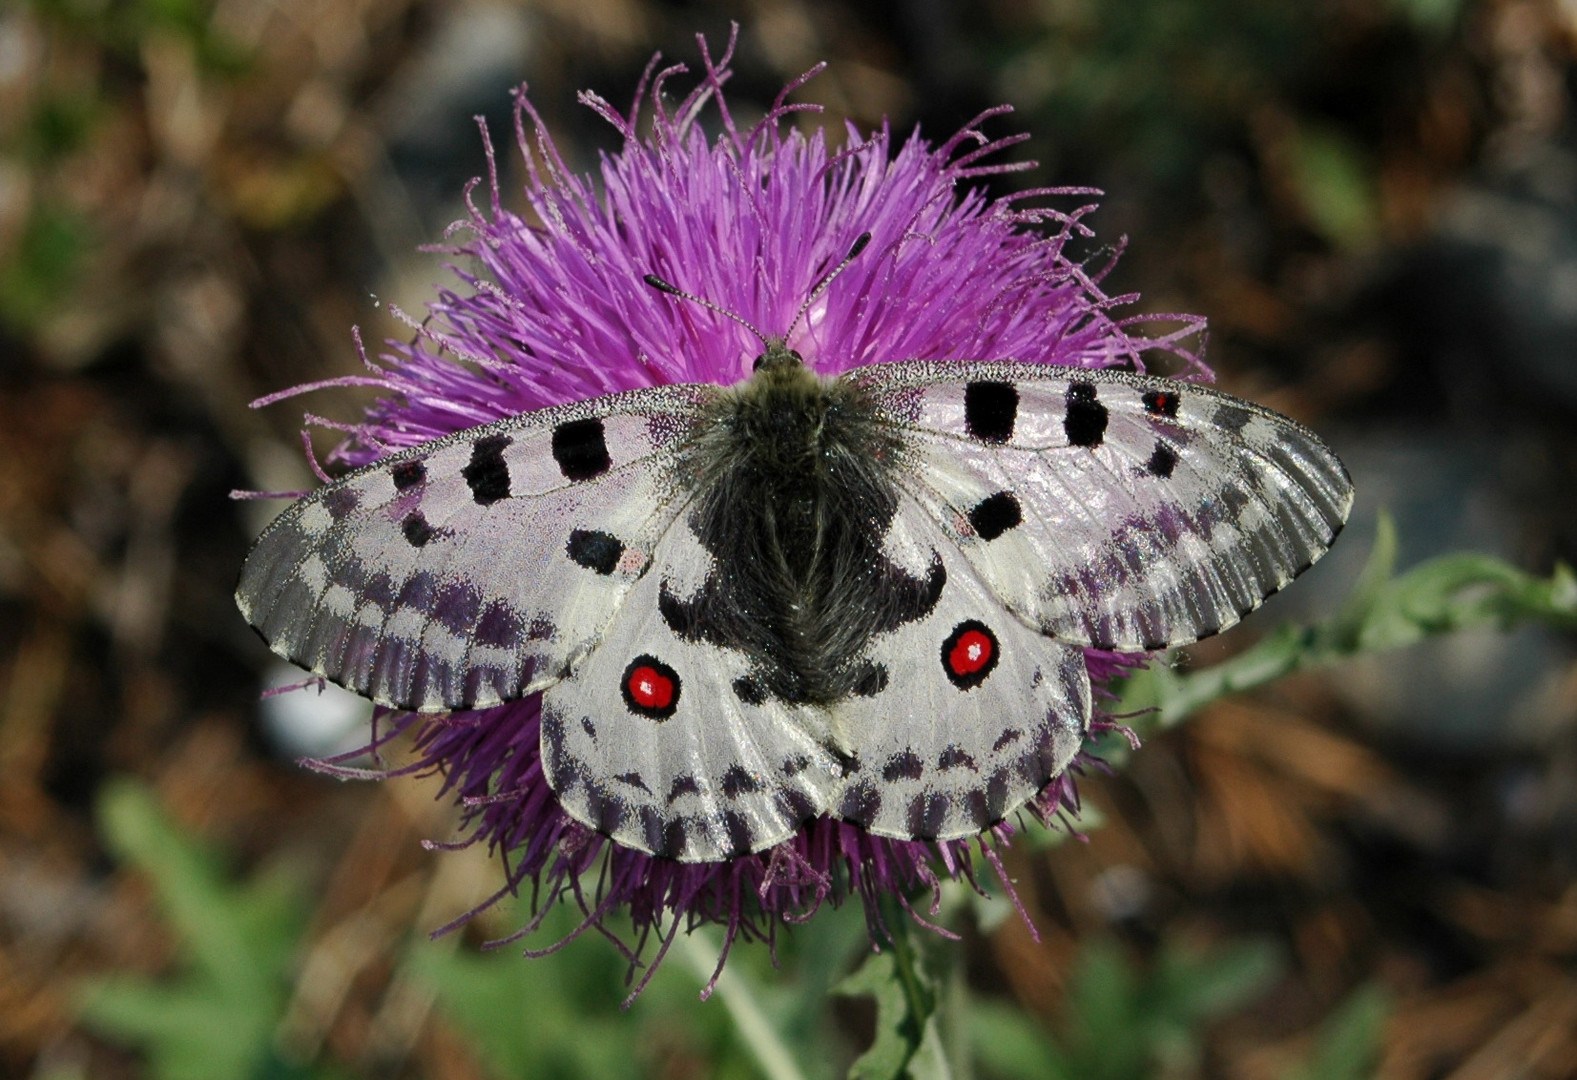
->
[
  {"left": 621, "top": 655, "right": 680, "bottom": 719},
  {"left": 941, "top": 620, "right": 999, "bottom": 690}
]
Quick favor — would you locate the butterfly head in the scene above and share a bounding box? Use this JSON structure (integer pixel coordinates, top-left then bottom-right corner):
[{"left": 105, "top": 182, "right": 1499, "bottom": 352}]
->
[{"left": 752, "top": 338, "right": 805, "bottom": 374}]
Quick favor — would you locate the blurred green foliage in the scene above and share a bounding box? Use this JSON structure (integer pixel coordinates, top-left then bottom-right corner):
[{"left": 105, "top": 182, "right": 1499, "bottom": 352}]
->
[
  {"left": 75, "top": 777, "right": 1386, "bottom": 1080},
  {"left": 76, "top": 780, "right": 323, "bottom": 1080},
  {"left": 0, "top": 206, "right": 93, "bottom": 331},
  {"left": 1283, "top": 984, "right": 1390, "bottom": 1080},
  {"left": 971, "top": 936, "right": 1280, "bottom": 1080},
  {"left": 25, "top": 0, "right": 249, "bottom": 70},
  {"left": 996, "top": 0, "right": 1466, "bottom": 250}
]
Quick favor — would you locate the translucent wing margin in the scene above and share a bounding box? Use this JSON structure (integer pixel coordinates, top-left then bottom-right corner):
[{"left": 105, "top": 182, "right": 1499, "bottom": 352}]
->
[
  {"left": 236, "top": 385, "right": 716, "bottom": 712},
  {"left": 849, "top": 362, "right": 1353, "bottom": 651}
]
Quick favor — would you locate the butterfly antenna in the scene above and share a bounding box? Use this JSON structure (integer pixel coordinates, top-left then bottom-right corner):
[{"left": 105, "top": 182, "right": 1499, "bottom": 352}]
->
[
  {"left": 785, "top": 232, "right": 871, "bottom": 340},
  {"left": 643, "top": 274, "right": 769, "bottom": 348}
]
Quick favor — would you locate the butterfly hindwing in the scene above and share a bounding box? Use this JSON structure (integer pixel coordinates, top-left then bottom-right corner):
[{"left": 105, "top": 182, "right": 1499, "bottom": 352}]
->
[
  {"left": 852, "top": 362, "right": 1353, "bottom": 651},
  {"left": 827, "top": 506, "right": 1091, "bottom": 841},
  {"left": 236, "top": 385, "right": 717, "bottom": 711},
  {"left": 541, "top": 516, "right": 845, "bottom": 862}
]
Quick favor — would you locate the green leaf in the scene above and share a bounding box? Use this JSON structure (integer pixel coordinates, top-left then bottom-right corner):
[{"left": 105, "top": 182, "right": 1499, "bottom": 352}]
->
[
  {"left": 411, "top": 934, "right": 644, "bottom": 1080},
  {"left": 0, "top": 206, "right": 92, "bottom": 330},
  {"left": 1039, "top": 936, "right": 1282, "bottom": 1080},
  {"left": 74, "top": 779, "right": 311, "bottom": 1080},
  {"left": 1282, "top": 985, "right": 1390, "bottom": 1080},
  {"left": 1153, "top": 938, "right": 1281, "bottom": 1021},
  {"left": 835, "top": 927, "right": 949, "bottom": 1080},
  {"left": 968, "top": 1001, "right": 1071, "bottom": 1080},
  {"left": 1286, "top": 124, "right": 1379, "bottom": 251},
  {"left": 75, "top": 980, "right": 272, "bottom": 1080}
]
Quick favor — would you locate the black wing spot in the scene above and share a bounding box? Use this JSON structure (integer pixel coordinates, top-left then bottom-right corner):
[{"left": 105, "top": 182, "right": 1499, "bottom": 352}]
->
[
  {"left": 667, "top": 775, "right": 702, "bottom": 804},
  {"left": 906, "top": 793, "right": 951, "bottom": 839},
  {"left": 474, "top": 601, "right": 524, "bottom": 649},
  {"left": 614, "top": 771, "right": 651, "bottom": 793},
  {"left": 391, "top": 459, "right": 427, "bottom": 490},
  {"left": 851, "top": 662, "right": 889, "bottom": 697},
  {"left": 462, "top": 434, "right": 513, "bottom": 504},
  {"left": 968, "top": 491, "right": 1022, "bottom": 540},
  {"left": 1064, "top": 382, "right": 1108, "bottom": 448},
  {"left": 1147, "top": 441, "right": 1178, "bottom": 479},
  {"left": 732, "top": 676, "right": 768, "bottom": 705},
  {"left": 395, "top": 571, "right": 437, "bottom": 611},
  {"left": 992, "top": 728, "right": 1023, "bottom": 752},
  {"left": 1212, "top": 404, "right": 1253, "bottom": 435},
  {"left": 322, "top": 486, "right": 361, "bottom": 519},
  {"left": 723, "top": 811, "right": 756, "bottom": 856},
  {"left": 721, "top": 765, "right": 763, "bottom": 798},
  {"left": 401, "top": 511, "right": 438, "bottom": 547},
  {"left": 566, "top": 529, "right": 624, "bottom": 574},
  {"left": 551, "top": 417, "right": 612, "bottom": 481},
  {"left": 839, "top": 780, "right": 883, "bottom": 827},
  {"left": 938, "top": 745, "right": 978, "bottom": 772},
  {"left": 432, "top": 579, "right": 482, "bottom": 634},
  {"left": 1142, "top": 389, "right": 1180, "bottom": 418},
  {"left": 660, "top": 818, "right": 691, "bottom": 858},
  {"left": 882, "top": 750, "right": 924, "bottom": 782},
  {"left": 964, "top": 381, "right": 1018, "bottom": 443}
]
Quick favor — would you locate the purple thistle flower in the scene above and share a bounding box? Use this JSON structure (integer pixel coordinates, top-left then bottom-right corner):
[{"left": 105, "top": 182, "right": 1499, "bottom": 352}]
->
[{"left": 278, "top": 29, "right": 1204, "bottom": 997}]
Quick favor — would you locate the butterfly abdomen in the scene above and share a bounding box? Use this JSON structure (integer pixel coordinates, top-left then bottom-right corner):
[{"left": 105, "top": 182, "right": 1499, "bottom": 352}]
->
[{"left": 667, "top": 362, "right": 938, "bottom": 708}]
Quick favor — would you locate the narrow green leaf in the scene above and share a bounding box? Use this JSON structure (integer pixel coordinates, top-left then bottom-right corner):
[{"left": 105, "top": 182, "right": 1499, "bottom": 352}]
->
[
  {"left": 1153, "top": 939, "right": 1281, "bottom": 1021},
  {"left": 411, "top": 938, "right": 643, "bottom": 1080},
  {"left": 1329, "top": 510, "right": 1398, "bottom": 648},
  {"left": 680, "top": 930, "right": 812, "bottom": 1080},
  {"left": 968, "top": 1001, "right": 1071, "bottom": 1080},
  {"left": 1282, "top": 984, "right": 1390, "bottom": 1080},
  {"left": 95, "top": 780, "right": 285, "bottom": 1007},
  {"left": 76, "top": 779, "right": 307, "bottom": 1080},
  {"left": 1286, "top": 125, "right": 1379, "bottom": 250}
]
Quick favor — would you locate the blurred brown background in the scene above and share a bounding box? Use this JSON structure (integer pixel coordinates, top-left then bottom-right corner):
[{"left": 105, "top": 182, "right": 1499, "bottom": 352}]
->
[{"left": 4, "top": 1, "right": 1577, "bottom": 1077}]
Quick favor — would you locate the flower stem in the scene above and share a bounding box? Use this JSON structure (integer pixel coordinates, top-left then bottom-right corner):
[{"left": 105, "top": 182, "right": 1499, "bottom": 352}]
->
[{"left": 680, "top": 930, "right": 809, "bottom": 1080}]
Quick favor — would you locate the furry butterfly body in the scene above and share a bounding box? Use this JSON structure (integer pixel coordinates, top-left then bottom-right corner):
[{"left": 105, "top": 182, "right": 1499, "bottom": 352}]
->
[{"left": 238, "top": 344, "right": 1352, "bottom": 861}]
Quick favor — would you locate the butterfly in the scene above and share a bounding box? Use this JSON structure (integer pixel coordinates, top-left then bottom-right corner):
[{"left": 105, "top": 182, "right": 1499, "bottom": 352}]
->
[{"left": 237, "top": 324, "right": 1352, "bottom": 863}]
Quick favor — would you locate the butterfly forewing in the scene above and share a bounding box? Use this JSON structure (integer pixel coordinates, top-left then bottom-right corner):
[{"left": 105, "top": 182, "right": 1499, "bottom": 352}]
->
[
  {"left": 850, "top": 362, "right": 1353, "bottom": 651},
  {"left": 236, "top": 385, "right": 717, "bottom": 711}
]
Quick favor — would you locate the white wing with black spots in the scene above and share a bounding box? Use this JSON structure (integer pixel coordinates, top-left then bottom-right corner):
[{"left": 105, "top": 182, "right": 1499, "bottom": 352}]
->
[
  {"left": 540, "top": 517, "right": 845, "bottom": 862},
  {"left": 240, "top": 335, "right": 1354, "bottom": 862},
  {"left": 825, "top": 506, "right": 1090, "bottom": 841},
  {"left": 851, "top": 362, "right": 1353, "bottom": 651},
  {"left": 236, "top": 385, "right": 717, "bottom": 712}
]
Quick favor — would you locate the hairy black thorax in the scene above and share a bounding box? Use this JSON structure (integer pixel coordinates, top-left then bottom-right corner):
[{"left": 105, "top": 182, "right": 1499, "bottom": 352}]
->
[{"left": 664, "top": 343, "right": 945, "bottom": 707}]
